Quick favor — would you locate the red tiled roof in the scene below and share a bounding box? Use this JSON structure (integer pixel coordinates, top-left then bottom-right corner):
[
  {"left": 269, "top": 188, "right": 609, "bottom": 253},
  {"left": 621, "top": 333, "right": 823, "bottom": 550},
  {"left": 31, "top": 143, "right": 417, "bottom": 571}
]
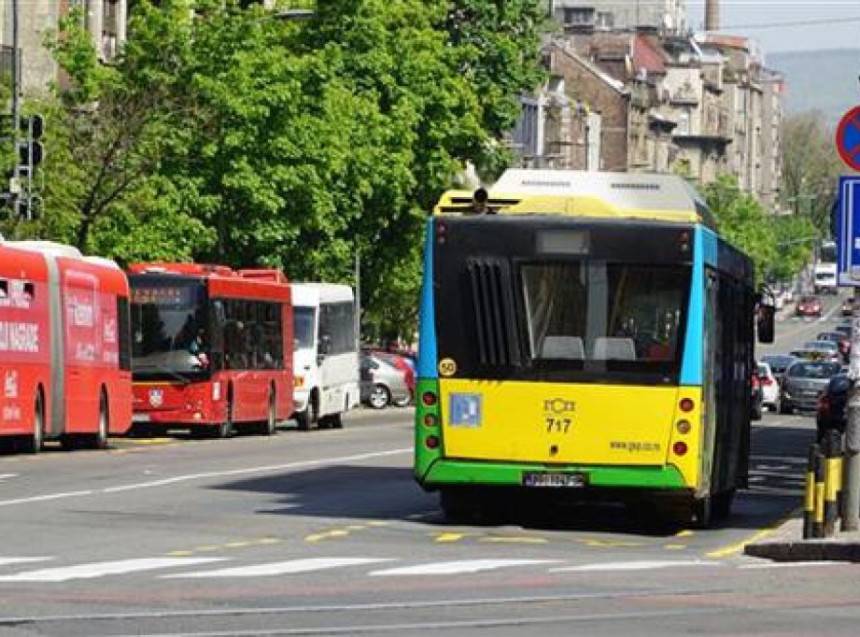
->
[{"left": 632, "top": 33, "right": 666, "bottom": 75}]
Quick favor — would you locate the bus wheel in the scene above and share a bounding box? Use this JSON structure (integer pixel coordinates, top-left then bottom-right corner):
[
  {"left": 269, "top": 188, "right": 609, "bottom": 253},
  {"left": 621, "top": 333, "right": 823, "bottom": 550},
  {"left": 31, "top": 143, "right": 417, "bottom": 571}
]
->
[
  {"left": 296, "top": 393, "right": 317, "bottom": 431},
  {"left": 439, "top": 487, "right": 476, "bottom": 523},
  {"left": 692, "top": 496, "right": 714, "bottom": 529},
  {"left": 712, "top": 489, "right": 735, "bottom": 521},
  {"left": 22, "top": 392, "right": 45, "bottom": 454},
  {"left": 260, "top": 390, "right": 277, "bottom": 436},
  {"left": 89, "top": 392, "right": 109, "bottom": 450},
  {"left": 216, "top": 401, "right": 234, "bottom": 439}
]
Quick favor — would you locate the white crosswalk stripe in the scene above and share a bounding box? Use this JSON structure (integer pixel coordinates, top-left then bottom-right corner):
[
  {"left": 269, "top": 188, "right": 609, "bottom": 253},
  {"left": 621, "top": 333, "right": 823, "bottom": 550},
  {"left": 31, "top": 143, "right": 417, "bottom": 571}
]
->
[
  {"left": 164, "top": 557, "right": 394, "bottom": 579},
  {"left": 370, "top": 559, "right": 558, "bottom": 576},
  {"left": 551, "top": 560, "right": 719, "bottom": 572},
  {"left": 0, "top": 558, "right": 226, "bottom": 583}
]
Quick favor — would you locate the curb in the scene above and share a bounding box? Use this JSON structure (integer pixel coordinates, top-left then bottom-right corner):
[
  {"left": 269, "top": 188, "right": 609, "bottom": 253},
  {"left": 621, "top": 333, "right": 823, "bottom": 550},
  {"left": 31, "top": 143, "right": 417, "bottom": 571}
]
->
[{"left": 745, "top": 540, "right": 860, "bottom": 562}]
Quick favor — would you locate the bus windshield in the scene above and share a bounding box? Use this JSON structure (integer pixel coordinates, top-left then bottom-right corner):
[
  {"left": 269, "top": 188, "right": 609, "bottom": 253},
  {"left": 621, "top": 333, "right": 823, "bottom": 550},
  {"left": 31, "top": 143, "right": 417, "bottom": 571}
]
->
[
  {"left": 294, "top": 307, "right": 315, "bottom": 351},
  {"left": 522, "top": 263, "right": 688, "bottom": 366},
  {"left": 130, "top": 281, "right": 210, "bottom": 378}
]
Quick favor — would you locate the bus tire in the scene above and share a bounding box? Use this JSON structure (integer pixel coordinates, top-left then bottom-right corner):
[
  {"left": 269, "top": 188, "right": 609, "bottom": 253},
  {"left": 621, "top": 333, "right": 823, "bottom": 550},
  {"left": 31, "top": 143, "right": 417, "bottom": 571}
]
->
[
  {"left": 712, "top": 489, "right": 735, "bottom": 521},
  {"left": 439, "top": 487, "right": 475, "bottom": 523},
  {"left": 22, "top": 391, "right": 45, "bottom": 454},
  {"left": 296, "top": 391, "right": 317, "bottom": 431},
  {"left": 215, "top": 398, "right": 234, "bottom": 439},
  {"left": 88, "top": 390, "right": 110, "bottom": 450},
  {"left": 260, "top": 389, "right": 277, "bottom": 436}
]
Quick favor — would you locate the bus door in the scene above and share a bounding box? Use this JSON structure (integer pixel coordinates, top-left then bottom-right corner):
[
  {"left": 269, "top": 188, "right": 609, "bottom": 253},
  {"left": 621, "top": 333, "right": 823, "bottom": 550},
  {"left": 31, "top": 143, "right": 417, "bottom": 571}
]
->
[{"left": 62, "top": 269, "right": 100, "bottom": 434}]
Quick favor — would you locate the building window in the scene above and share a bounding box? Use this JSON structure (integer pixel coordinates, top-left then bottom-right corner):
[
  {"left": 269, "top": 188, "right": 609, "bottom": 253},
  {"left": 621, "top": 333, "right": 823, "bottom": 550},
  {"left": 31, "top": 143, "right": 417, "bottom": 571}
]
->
[
  {"left": 595, "top": 11, "right": 614, "bottom": 28},
  {"left": 563, "top": 7, "right": 595, "bottom": 26}
]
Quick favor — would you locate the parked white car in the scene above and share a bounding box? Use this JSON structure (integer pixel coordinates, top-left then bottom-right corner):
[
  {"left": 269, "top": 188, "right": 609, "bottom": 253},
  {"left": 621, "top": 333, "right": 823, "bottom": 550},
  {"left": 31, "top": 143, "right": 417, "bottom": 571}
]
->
[{"left": 757, "top": 361, "right": 780, "bottom": 411}]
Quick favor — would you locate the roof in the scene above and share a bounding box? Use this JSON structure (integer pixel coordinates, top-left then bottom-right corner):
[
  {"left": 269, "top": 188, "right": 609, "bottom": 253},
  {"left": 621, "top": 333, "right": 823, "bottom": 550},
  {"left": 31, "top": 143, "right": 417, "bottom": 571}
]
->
[
  {"left": 291, "top": 283, "right": 354, "bottom": 306},
  {"left": 552, "top": 42, "right": 626, "bottom": 94},
  {"left": 631, "top": 34, "right": 666, "bottom": 75},
  {"left": 434, "top": 169, "right": 715, "bottom": 229}
]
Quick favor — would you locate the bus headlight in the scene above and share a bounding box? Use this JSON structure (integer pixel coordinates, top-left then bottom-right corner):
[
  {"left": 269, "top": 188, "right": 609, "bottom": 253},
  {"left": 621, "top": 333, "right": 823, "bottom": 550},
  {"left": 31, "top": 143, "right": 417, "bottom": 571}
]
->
[{"left": 294, "top": 375, "right": 305, "bottom": 388}]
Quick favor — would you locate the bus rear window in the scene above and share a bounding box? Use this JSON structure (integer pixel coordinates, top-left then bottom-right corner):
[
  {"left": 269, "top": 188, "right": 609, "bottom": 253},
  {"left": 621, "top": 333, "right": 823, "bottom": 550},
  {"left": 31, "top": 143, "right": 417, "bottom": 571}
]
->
[{"left": 521, "top": 263, "right": 689, "bottom": 367}]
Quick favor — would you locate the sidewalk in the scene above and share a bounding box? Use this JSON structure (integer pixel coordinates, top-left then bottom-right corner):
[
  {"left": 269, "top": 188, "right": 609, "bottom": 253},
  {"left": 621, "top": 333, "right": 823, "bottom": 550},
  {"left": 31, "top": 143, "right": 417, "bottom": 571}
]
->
[{"left": 744, "top": 512, "right": 860, "bottom": 562}]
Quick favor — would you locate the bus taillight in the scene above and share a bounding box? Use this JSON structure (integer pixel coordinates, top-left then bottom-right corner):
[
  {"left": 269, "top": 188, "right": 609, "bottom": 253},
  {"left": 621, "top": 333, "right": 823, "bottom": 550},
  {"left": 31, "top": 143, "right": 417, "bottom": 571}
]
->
[
  {"left": 679, "top": 398, "right": 694, "bottom": 413},
  {"left": 423, "top": 414, "right": 437, "bottom": 427},
  {"left": 673, "top": 441, "right": 688, "bottom": 456},
  {"left": 422, "top": 391, "right": 438, "bottom": 407},
  {"left": 426, "top": 435, "right": 440, "bottom": 450},
  {"left": 676, "top": 420, "right": 691, "bottom": 434}
]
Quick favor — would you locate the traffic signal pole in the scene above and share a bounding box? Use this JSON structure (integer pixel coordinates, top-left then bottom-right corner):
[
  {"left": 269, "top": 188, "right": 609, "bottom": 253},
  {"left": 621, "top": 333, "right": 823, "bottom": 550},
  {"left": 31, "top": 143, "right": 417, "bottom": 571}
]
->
[
  {"left": 843, "top": 291, "right": 860, "bottom": 531},
  {"left": 11, "top": 0, "right": 20, "bottom": 191}
]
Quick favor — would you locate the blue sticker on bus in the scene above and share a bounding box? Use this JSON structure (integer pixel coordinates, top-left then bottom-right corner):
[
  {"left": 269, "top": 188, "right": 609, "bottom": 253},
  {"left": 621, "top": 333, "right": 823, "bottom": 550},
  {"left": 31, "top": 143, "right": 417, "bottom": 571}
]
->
[{"left": 449, "top": 393, "right": 482, "bottom": 428}]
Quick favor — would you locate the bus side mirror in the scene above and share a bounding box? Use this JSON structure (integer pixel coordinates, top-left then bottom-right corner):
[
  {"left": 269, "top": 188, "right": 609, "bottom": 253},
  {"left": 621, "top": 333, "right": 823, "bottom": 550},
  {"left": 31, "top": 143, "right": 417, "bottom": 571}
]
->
[{"left": 757, "top": 304, "right": 775, "bottom": 344}]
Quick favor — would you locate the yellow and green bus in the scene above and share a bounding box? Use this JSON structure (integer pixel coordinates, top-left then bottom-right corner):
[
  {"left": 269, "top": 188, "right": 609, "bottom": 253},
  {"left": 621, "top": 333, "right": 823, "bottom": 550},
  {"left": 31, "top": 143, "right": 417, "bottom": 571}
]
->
[{"left": 414, "top": 169, "right": 774, "bottom": 527}]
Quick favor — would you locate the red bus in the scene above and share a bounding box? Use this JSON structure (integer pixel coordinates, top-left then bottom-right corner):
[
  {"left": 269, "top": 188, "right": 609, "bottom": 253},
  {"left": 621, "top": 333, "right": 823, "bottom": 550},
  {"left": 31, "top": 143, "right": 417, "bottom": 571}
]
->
[
  {"left": 0, "top": 241, "right": 132, "bottom": 453},
  {"left": 128, "top": 264, "right": 293, "bottom": 437}
]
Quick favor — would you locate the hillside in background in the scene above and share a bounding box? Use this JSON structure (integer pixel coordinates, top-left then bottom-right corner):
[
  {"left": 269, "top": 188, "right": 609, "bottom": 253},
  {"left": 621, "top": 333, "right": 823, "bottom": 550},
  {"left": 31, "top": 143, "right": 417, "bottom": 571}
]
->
[{"left": 769, "top": 49, "right": 860, "bottom": 126}]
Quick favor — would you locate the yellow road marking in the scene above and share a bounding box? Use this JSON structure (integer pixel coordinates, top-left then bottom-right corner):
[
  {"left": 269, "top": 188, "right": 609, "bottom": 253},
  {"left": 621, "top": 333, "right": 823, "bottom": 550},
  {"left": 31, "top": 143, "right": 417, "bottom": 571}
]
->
[
  {"left": 195, "top": 546, "right": 220, "bottom": 552},
  {"left": 582, "top": 538, "right": 644, "bottom": 548},
  {"left": 305, "top": 529, "right": 350, "bottom": 543},
  {"left": 257, "top": 538, "right": 281, "bottom": 545},
  {"left": 119, "top": 438, "right": 174, "bottom": 446},
  {"left": 225, "top": 541, "right": 251, "bottom": 548},
  {"left": 346, "top": 525, "right": 366, "bottom": 531},
  {"left": 706, "top": 508, "right": 801, "bottom": 559},
  {"left": 663, "top": 544, "right": 687, "bottom": 550},
  {"left": 435, "top": 533, "right": 467, "bottom": 543},
  {"left": 366, "top": 521, "right": 390, "bottom": 527},
  {"left": 166, "top": 551, "right": 194, "bottom": 557},
  {"left": 480, "top": 536, "right": 547, "bottom": 545},
  {"left": 675, "top": 530, "right": 695, "bottom": 538}
]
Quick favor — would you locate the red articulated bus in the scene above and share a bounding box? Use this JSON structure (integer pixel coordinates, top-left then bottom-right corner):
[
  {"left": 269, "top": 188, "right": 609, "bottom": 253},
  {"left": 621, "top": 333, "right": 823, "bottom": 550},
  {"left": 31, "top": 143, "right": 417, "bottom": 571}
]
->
[
  {"left": 0, "top": 241, "right": 132, "bottom": 453},
  {"left": 127, "top": 263, "right": 293, "bottom": 437}
]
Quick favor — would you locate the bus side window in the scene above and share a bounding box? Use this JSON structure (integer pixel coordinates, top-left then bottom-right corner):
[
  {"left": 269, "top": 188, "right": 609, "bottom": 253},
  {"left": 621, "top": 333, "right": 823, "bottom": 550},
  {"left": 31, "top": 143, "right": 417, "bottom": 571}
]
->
[{"left": 0, "top": 280, "right": 7, "bottom": 298}]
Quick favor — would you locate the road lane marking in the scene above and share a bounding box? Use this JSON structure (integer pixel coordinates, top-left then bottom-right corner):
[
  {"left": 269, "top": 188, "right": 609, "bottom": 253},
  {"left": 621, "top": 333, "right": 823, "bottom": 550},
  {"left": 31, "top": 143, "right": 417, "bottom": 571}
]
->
[
  {"left": 0, "top": 448, "right": 411, "bottom": 508},
  {"left": 435, "top": 533, "right": 466, "bottom": 543},
  {"left": 481, "top": 536, "right": 548, "bottom": 545},
  {"left": 0, "top": 557, "right": 53, "bottom": 567},
  {"left": 0, "top": 558, "right": 226, "bottom": 583},
  {"left": 705, "top": 507, "right": 801, "bottom": 559},
  {"left": 739, "top": 561, "right": 843, "bottom": 569},
  {"left": 305, "top": 530, "right": 349, "bottom": 542},
  {"left": 370, "top": 559, "right": 557, "bottom": 576},
  {"left": 0, "top": 490, "right": 94, "bottom": 507},
  {"left": 102, "top": 448, "right": 410, "bottom": 493},
  {"left": 163, "top": 558, "right": 394, "bottom": 579},
  {"left": 551, "top": 560, "right": 718, "bottom": 572},
  {"left": 0, "top": 473, "right": 18, "bottom": 480}
]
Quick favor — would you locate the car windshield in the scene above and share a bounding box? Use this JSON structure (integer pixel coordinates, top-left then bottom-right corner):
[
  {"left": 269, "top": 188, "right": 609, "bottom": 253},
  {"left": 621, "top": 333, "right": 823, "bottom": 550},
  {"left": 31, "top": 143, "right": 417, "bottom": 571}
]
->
[{"left": 788, "top": 362, "right": 842, "bottom": 378}]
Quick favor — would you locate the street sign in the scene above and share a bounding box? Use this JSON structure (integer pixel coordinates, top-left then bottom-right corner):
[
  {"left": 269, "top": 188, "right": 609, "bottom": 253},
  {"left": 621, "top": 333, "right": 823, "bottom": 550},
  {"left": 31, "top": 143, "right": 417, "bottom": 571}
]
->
[
  {"left": 836, "top": 106, "right": 860, "bottom": 171},
  {"left": 837, "top": 176, "right": 860, "bottom": 286}
]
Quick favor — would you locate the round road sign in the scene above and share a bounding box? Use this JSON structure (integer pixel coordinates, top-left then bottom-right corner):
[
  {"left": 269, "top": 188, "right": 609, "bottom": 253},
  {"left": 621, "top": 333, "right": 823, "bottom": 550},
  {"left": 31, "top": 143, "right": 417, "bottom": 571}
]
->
[{"left": 836, "top": 105, "right": 860, "bottom": 171}]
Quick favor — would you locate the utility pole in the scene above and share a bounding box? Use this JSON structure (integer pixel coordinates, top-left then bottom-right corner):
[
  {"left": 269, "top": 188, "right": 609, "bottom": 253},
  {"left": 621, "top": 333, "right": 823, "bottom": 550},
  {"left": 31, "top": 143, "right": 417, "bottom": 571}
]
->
[{"left": 11, "top": 0, "right": 20, "bottom": 199}]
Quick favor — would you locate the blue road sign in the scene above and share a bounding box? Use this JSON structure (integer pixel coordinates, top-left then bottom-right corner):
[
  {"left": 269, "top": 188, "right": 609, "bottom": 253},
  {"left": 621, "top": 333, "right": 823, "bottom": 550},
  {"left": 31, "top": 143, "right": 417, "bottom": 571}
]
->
[{"left": 837, "top": 176, "right": 860, "bottom": 286}]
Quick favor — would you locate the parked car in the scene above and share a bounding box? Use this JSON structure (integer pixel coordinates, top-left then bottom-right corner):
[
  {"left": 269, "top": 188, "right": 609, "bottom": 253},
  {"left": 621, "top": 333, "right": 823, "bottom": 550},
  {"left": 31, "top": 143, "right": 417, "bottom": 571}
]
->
[
  {"left": 761, "top": 354, "right": 797, "bottom": 382},
  {"left": 368, "top": 350, "right": 415, "bottom": 404},
  {"left": 751, "top": 367, "right": 764, "bottom": 421},
  {"left": 780, "top": 360, "right": 843, "bottom": 414},
  {"left": 816, "top": 374, "right": 851, "bottom": 443},
  {"left": 756, "top": 362, "right": 780, "bottom": 412},
  {"left": 843, "top": 298, "right": 855, "bottom": 316},
  {"left": 360, "top": 354, "right": 412, "bottom": 409},
  {"left": 796, "top": 295, "right": 823, "bottom": 318}
]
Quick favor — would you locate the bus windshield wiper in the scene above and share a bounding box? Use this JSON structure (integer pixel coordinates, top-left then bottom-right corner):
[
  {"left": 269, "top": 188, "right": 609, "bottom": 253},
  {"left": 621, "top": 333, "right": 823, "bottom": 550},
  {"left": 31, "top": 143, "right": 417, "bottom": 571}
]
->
[{"left": 134, "top": 363, "right": 192, "bottom": 386}]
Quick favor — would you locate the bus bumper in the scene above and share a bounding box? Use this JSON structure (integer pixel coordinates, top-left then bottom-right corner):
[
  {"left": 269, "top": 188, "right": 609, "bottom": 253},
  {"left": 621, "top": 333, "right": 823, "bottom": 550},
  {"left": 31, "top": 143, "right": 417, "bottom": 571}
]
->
[{"left": 417, "top": 459, "right": 688, "bottom": 491}]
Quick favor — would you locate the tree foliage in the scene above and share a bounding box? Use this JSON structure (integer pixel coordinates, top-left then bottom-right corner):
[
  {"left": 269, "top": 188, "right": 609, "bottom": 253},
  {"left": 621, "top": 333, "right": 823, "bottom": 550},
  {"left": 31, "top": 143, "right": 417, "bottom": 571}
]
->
[
  {"left": 780, "top": 111, "right": 843, "bottom": 236},
  {"left": 12, "top": 0, "right": 546, "bottom": 340},
  {"left": 705, "top": 175, "right": 814, "bottom": 285}
]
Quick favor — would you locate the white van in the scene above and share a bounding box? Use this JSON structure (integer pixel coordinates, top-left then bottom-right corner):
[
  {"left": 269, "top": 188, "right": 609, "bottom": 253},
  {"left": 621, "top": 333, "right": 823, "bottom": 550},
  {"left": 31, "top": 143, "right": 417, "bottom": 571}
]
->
[
  {"left": 291, "top": 283, "right": 360, "bottom": 429},
  {"left": 814, "top": 263, "right": 838, "bottom": 295}
]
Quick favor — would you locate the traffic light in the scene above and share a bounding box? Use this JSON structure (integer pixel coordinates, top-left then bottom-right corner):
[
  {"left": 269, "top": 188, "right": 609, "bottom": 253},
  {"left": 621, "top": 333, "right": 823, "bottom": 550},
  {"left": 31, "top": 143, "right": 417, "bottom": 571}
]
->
[{"left": 17, "top": 114, "right": 44, "bottom": 176}]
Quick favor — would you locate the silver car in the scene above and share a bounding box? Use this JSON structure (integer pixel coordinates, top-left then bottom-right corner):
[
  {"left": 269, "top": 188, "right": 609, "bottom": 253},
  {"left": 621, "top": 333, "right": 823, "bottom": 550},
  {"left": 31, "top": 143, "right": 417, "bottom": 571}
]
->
[
  {"left": 780, "top": 360, "right": 842, "bottom": 414},
  {"left": 360, "top": 355, "right": 411, "bottom": 409}
]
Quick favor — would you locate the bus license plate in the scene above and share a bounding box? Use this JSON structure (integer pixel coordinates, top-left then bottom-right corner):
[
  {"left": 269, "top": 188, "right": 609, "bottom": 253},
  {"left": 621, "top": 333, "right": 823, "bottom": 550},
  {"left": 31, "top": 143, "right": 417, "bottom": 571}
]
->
[{"left": 522, "top": 472, "right": 586, "bottom": 488}]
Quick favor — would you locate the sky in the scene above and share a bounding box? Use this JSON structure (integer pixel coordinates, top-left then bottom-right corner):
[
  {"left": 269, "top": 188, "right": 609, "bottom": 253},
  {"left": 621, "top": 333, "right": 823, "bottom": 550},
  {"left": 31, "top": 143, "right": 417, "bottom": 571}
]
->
[{"left": 686, "top": 0, "right": 860, "bottom": 54}]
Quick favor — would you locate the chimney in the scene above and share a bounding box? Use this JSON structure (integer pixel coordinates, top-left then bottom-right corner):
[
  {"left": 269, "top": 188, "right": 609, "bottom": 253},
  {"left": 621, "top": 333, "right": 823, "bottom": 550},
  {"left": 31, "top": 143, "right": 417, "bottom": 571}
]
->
[{"left": 705, "top": 0, "right": 719, "bottom": 31}]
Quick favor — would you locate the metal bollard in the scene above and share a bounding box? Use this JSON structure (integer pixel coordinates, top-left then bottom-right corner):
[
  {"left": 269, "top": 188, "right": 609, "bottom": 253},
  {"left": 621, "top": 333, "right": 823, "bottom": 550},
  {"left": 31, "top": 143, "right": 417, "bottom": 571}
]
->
[
  {"left": 824, "top": 431, "right": 843, "bottom": 537},
  {"left": 804, "top": 443, "right": 819, "bottom": 539},
  {"left": 814, "top": 449, "right": 826, "bottom": 538}
]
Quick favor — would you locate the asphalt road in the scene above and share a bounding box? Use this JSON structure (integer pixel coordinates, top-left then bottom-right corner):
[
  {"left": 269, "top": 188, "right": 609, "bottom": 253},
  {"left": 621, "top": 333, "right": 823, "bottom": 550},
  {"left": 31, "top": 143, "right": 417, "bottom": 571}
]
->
[{"left": 1, "top": 295, "right": 859, "bottom": 636}]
